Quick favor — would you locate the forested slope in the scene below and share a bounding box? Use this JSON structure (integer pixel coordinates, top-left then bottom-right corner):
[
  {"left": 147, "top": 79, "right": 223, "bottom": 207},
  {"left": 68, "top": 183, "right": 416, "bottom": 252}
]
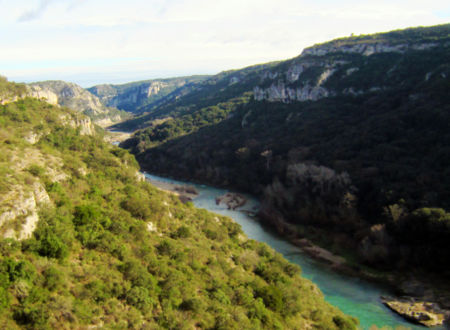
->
[
  {"left": 0, "top": 80, "right": 356, "bottom": 329},
  {"left": 123, "top": 24, "right": 450, "bottom": 275}
]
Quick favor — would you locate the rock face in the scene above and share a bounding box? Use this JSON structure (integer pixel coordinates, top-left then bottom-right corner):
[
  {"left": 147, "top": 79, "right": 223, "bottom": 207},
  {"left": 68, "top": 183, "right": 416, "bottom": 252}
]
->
[
  {"left": 59, "top": 113, "right": 95, "bottom": 136},
  {"left": 301, "top": 42, "right": 438, "bottom": 57},
  {"left": 0, "top": 182, "right": 51, "bottom": 240},
  {"left": 89, "top": 76, "right": 209, "bottom": 113},
  {"left": 253, "top": 83, "right": 331, "bottom": 103},
  {"left": 250, "top": 31, "right": 446, "bottom": 104},
  {"left": 91, "top": 81, "right": 169, "bottom": 109},
  {"left": 27, "top": 81, "right": 124, "bottom": 126}
]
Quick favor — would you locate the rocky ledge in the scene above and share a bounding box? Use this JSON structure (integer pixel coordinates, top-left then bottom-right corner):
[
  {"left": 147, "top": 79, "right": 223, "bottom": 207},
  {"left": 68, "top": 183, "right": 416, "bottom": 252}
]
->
[{"left": 381, "top": 296, "right": 447, "bottom": 327}]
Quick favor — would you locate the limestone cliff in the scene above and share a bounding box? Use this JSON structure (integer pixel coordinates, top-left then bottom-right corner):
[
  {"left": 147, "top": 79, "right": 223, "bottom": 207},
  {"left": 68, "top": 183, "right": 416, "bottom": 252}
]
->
[
  {"left": 301, "top": 41, "right": 438, "bottom": 57},
  {"left": 89, "top": 76, "right": 209, "bottom": 113},
  {"left": 0, "top": 182, "right": 51, "bottom": 240},
  {"left": 249, "top": 25, "right": 449, "bottom": 104},
  {"left": 27, "top": 81, "right": 125, "bottom": 126}
]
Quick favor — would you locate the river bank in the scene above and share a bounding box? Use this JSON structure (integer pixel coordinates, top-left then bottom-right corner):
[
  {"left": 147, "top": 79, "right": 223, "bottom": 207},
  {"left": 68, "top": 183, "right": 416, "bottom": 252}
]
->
[
  {"left": 257, "top": 207, "right": 450, "bottom": 328},
  {"left": 143, "top": 173, "right": 448, "bottom": 329}
]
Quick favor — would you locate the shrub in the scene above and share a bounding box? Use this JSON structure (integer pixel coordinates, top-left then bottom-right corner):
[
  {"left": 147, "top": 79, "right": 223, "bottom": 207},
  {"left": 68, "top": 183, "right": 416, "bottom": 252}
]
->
[
  {"left": 26, "top": 164, "right": 45, "bottom": 177},
  {"left": 256, "top": 285, "right": 283, "bottom": 312},
  {"left": 333, "top": 315, "right": 357, "bottom": 329},
  {"left": 43, "top": 267, "right": 64, "bottom": 291},
  {"left": 73, "top": 204, "right": 102, "bottom": 226},
  {"left": 171, "top": 225, "right": 190, "bottom": 239},
  {"left": 126, "top": 286, "right": 154, "bottom": 311},
  {"left": 36, "top": 231, "right": 69, "bottom": 259}
]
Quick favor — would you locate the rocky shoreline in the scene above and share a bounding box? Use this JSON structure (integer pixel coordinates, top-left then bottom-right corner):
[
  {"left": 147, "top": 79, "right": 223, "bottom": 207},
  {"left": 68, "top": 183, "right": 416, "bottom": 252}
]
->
[
  {"left": 381, "top": 297, "right": 447, "bottom": 327},
  {"left": 215, "top": 192, "right": 247, "bottom": 210},
  {"left": 257, "top": 208, "right": 450, "bottom": 328}
]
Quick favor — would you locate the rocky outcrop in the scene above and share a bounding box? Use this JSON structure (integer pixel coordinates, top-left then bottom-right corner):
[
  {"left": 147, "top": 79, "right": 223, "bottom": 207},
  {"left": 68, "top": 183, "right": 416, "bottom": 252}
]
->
[
  {"left": 27, "top": 81, "right": 123, "bottom": 126},
  {"left": 28, "top": 81, "right": 99, "bottom": 111},
  {"left": 26, "top": 85, "right": 59, "bottom": 105},
  {"left": 253, "top": 56, "right": 338, "bottom": 103},
  {"left": 381, "top": 297, "right": 446, "bottom": 327},
  {"left": 109, "top": 81, "right": 169, "bottom": 108},
  {"left": 285, "top": 62, "right": 316, "bottom": 82},
  {"left": 251, "top": 31, "right": 445, "bottom": 104},
  {"left": 24, "top": 131, "right": 45, "bottom": 145},
  {"left": 0, "top": 182, "right": 51, "bottom": 240},
  {"left": 0, "top": 95, "right": 21, "bottom": 105},
  {"left": 59, "top": 114, "right": 95, "bottom": 135},
  {"left": 302, "top": 42, "right": 438, "bottom": 57},
  {"left": 215, "top": 193, "right": 247, "bottom": 210},
  {"left": 253, "top": 83, "right": 331, "bottom": 103},
  {"left": 89, "top": 76, "right": 209, "bottom": 112}
]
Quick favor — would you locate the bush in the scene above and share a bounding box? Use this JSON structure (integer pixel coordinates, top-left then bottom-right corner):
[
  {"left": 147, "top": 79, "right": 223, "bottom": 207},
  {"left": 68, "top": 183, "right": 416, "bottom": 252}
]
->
[
  {"left": 171, "top": 226, "right": 190, "bottom": 239},
  {"left": 36, "top": 231, "right": 69, "bottom": 259},
  {"left": 333, "top": 315, "right": 357, "bottom": 330},
  {"left": 120, "top": 195, "right": 152, "bottom": 220},
  {"left": 256, "top": 285, "right": 283, "bottom": 312},
  {"left": 119, "top": 259, "right": 157, "bottom": 288},
  {"left": 0, "top": 258, "right": 36, "bottom": 283},
  {"left": 73, "top": 204, "right": 102, "bottom": 226},
  {"left": 43, "top": 267, "right": 64, "bottom": 291},
  {"left": 0, "top": 287, "right": 10, "bottom": 311},
  {"left": 126, "top": 286, "right": 154, "bottom": 311},
  {"left": 26, "top": 164, "right": 45, "bottom": 177}
]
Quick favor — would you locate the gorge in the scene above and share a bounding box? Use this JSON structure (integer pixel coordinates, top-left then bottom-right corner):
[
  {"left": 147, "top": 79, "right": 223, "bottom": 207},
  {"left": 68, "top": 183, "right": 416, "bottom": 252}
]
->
[{"left": 0, "top": 22, "right": 449, "bottom": 329}]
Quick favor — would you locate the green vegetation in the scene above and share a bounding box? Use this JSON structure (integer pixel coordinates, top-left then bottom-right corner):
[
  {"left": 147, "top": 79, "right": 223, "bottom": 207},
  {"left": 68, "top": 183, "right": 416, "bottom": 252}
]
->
[
  {"left": 0, "top": 76, "right": 26, "bottom": 101},
  {"left": 0, "top": 83, "right": 356, "bottom": 328},
  {"left": 123, "top": 24, "right": 450, "bottom": 275},
  {"left": 112, "top": 62, "right": 278, "bottom": 131},
  {"left": 124, "top": 94, "right": 251, "bottom": 151},
  {"left": 308, "top": 23, "right": 450, "bottom": 49}
]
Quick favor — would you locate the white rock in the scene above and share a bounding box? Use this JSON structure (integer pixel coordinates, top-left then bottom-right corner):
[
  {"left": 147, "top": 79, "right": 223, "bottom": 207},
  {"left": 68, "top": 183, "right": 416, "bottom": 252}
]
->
[{"left": 147, "top": 222, "right": 157, "bottom": 232}]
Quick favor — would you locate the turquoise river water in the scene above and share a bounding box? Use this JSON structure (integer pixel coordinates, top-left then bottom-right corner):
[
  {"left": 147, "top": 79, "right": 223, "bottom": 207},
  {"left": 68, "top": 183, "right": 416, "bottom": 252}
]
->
[{"left": 144, "top": 173, "right": 438, "bottom": 330}]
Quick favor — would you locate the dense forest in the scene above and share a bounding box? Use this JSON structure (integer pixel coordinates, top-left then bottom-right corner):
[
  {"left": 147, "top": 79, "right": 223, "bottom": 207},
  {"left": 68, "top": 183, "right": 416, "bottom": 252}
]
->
[
  {"left": 0, "top": 81, "right": 357, "bottom": 328},
  {"left": 122, "top": 24, "right": 450, "bottom": 277}
]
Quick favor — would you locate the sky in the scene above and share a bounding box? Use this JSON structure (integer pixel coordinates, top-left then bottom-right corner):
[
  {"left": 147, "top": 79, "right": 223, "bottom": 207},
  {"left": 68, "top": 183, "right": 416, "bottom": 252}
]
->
[{"left": 1, "top": 0, "right": 449, "bottom": 87}]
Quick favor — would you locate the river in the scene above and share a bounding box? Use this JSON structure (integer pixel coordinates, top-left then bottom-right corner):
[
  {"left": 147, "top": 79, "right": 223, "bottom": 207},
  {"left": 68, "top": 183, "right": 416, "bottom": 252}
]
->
[{"left": 144, "top": 173, "right": 435, "bottom": 330}]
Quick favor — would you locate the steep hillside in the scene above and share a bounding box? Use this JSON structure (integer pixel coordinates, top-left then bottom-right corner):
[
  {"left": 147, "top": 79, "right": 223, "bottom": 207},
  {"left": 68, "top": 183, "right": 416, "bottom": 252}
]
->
[
  {"left": 0, "top": 80, "right": 357, "bottom": 328},
  {"left": 111, "top": 62, "right": 278, "bottom": 131},
  {"left": 123, "top": 24, "right": 450, "bottom": 280},
  {"left": 116, "top": 24, "right": 449, "bottom": 134},
  {"left": 88, "top": 76, "right": 209, "bottom": 114},
  {"left": 27, "top": 80, "right": 129, "bottom": 127}
]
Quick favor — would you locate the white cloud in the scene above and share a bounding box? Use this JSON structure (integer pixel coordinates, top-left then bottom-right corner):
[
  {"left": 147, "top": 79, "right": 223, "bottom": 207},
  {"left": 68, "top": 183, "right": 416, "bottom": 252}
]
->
[
  {"left": 17, "top": 0, "right": 54, "bottom": 22},
  {"left": 1, "top": 0, "right": 448, "bottom": 86}
]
